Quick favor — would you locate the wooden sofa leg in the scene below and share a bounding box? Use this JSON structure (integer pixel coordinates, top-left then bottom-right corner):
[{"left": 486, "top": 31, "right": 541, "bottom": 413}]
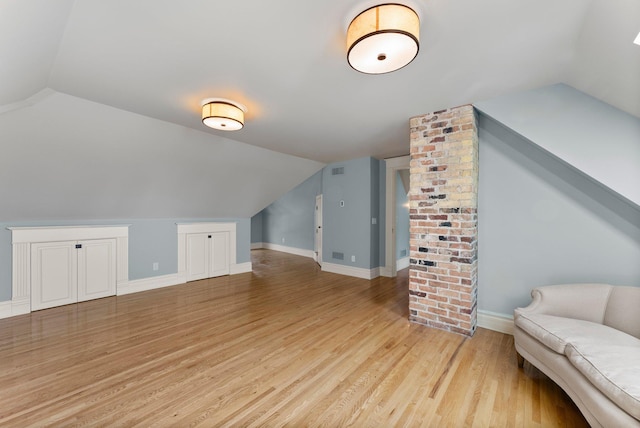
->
[{"left": 516, "top": 352, "right": 525, "bottom": 368}]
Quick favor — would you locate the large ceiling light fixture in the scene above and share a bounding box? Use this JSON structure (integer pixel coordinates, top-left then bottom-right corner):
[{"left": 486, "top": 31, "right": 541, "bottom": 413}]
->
[
  {"left": 347, "top": 3, "right": 420, "bottom": 74},
  {"left": 201, "top": 98, "right": 247, "bottom": 131}
]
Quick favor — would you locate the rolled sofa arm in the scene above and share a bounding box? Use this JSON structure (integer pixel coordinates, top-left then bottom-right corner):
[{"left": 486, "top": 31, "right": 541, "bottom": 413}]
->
[{"left": 514, "top": 283, "right": 613, "bottom": 324}]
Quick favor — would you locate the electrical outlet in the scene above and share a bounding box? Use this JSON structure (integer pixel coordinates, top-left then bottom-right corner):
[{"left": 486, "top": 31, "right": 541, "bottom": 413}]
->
[
  {"left": 153, "top": 262, "right": 159, "bottom": 271},
  {"left": 372, "top": 217, "right": 377, "bottom": 225},
  {"left": 351, "top": 255, "right": 356, "bottom": 262}
]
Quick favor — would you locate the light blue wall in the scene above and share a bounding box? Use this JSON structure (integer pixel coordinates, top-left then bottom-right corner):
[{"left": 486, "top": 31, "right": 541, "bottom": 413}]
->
[
  {"left": 251, "top": 212, "right": 263, "bottom": 243},
  {"left": 475, "top": 84, "right": 640, "bottom": 208},
  {"left": 257, "top": 157, "right": 387, "bottom": 270},
  {"left": 322, "top": 157, "right": 376, "bottom": 269},
  {"left": 477, "top": 113, "right": 640, "bottom": 315},
  {"left": 260, "top": 171, "right": 322, "bottom": 250},
  {"left": 395, "top": 171, "right": 410, "bottom": 260},
  {"left": 0, "top": 217, "right": 251, "bottom": 301}
]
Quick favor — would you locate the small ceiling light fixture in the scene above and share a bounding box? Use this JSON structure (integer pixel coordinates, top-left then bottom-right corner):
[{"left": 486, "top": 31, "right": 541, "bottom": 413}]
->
[
  {"left": 634, "top": 31, "right": 640, "bottom": 46},
  {"left": 347, "top": 3, "right": 420, "bottom": 74},
  {"left": 201, "top": 98, "right": 247, "bottom": 131}
]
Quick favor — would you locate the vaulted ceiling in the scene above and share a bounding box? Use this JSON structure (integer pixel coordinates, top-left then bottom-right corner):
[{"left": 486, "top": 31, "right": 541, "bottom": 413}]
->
[{"left": 1, "top": 0, "right": 639, "bottom": 220}]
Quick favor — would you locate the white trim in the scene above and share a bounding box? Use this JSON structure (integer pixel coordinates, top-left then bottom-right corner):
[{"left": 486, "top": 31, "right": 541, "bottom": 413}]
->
[
  {"left": 8, "top": 225, "right": 130, "bottom": 243},
  {"left": 176, "top": 222, "right": 237, "bottom": 284},
  {"left": 230, "top": 262, "right": 252, "bottom": 275},
  {"left": 384, "top": 155, "right": 410, "bottom": 278},
  {"left": 7, "top": 225, "right": 129, "bottom": 317},
  {"left": 117, "top": 262, "right": 251, "bottom": 297},
  {"left": 0, "top": 299, "right": 31, "bottom": 320},
  {"left": 321, "top": 262, "right": 380, "bottom": 280},
  {"left": 477, "top": 310, "right": 514, "bottom": 335},
  {"left": 0, "top": 301, "right": 12, "bottom": 319},
  {"left": 379, "top": 266, "right": 393, "bottom": 277},
  {"left": 250, "top": 242, "right": 264, "bottom": 250},
  {"left": 117, "top": 274, "right": 181, "bottom": 296},
  {"left": 396, "top": 256, "right": 410, "bottom": 270},
  {"left": 262, "top": 243, "right": 315, "bottom": 259},
  {"left": 314, "top": 194, "right": 323, "bottom": 266}
]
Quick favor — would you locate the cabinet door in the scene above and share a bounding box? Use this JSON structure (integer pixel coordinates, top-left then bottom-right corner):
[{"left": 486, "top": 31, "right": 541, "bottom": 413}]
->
[
  {"left": 209, "top": 231, "right": 230, "bottom": 277},
  {"left": 77, "top": 239, "right": 116, "bottom": 302},
  {"left": 31, "top": 241, "right": 78, "bottom": 311},
  {"left": 186, "top": 233, "right": 209, "bottom": 282}
]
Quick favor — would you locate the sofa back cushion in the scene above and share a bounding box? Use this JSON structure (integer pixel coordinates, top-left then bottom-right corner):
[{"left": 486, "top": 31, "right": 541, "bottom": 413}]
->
[{"left": 604, "top": 286, "right": 640, "bottom": 339}]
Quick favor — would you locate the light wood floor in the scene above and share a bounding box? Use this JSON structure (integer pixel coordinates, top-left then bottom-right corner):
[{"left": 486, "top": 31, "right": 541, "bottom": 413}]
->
[{"left": 0, "top": 249, "right": 587, "bottom": 427}]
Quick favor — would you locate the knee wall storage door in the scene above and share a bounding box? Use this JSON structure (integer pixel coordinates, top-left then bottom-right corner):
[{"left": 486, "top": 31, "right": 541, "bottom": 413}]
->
[
  {"left": 177, "top": 222, "right": 236, "bottom": 284},
  {"left": 185, "top": 231, "right": 230, "bottom": 282},
  {"left": 31, "top": 239, "right": 116, "bottom": 311}
]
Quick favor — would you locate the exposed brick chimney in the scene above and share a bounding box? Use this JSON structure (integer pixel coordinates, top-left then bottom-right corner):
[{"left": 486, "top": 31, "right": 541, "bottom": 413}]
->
[{"left": 408, "top": 105, "right": 478, "bottom": 336}]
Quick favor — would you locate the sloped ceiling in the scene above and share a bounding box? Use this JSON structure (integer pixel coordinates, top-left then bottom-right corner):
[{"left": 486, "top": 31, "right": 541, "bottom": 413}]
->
[
  {"left": 0, "top": 0, "right": 639, "bottom": 221},
  {"left": 475, "top": 83, "right": 640, "bottom": 209},
  {"left": 0, "top": 91, "right": 323, "bottom": 221}
]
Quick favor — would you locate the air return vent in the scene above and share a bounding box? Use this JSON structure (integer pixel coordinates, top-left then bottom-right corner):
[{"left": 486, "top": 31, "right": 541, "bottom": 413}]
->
[
  {"left": 332, "top": 167, "right": 344, "bottom": 175},
  {"left": 332, "top": 251, "right": 344, "bottom": 260},
  {"left": 400, "top": 249, "right": 407, "bottom": 257}
]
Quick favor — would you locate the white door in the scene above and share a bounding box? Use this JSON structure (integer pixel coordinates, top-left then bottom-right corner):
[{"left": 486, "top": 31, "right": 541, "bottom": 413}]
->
[
  {"left": 77, "top": 239, "right": 116, "bottom": 302},
  {"left": 314, "top": 194, "right": 323, "bottom": 265},
  {"left": 31, "top": 241, "right": 78, "bottom": 310},
  {"left": 186, "top": 233, "right": 209, "bottom": 282},
  {"left": 209, "top": 232, "right": 230, "bottom": 277}
]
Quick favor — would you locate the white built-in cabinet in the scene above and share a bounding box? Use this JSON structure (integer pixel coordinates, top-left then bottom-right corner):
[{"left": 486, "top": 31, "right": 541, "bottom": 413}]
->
[
  {"left": 177, "top": 223, "right": 236, "bottom": 283},
  {"left": 31, "top": 239, "right": 116, "bottom": 310},
  {"left": 185, "top": 232, "right": 229, "bottom": 281},
  {"left": 9, "top": 226, "right": 129, "bottom": 314}
]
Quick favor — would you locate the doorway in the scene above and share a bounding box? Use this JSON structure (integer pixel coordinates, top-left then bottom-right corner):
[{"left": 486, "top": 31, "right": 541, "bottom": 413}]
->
[
  {"left": 384, "top": 155, "right": 410, "bottom": 277},
  {"left": 314, "top": 194, "right": 323, "bottom": 265}
]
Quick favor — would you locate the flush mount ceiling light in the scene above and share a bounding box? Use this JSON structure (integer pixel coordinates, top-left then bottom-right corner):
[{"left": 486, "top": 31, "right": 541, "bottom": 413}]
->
[
  {"left": 347, "top": 3, "right": 420, "bottom": 74},
  {"left": 634, "top": 31, "right": 640, "bottom": 46},
  {"left": 201, "top": 98, "right": 247, "bottom": 131}
]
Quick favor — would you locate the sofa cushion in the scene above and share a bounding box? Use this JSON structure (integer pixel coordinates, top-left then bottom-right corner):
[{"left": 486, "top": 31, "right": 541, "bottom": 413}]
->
[
  {"left": 514, "top": 313, "right": 627, "bottom": 354},
  {"left": 566, "top": 338, "right": 640, "bottom": 421}
]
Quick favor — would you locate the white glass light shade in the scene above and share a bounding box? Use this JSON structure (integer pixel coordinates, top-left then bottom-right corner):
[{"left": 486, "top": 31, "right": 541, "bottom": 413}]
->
[
  {"left": 347, "top": 4, "right": 420, "bottom": 74},
  {"left": 201, "top": 100, "right": 245, "bottom": 131}
]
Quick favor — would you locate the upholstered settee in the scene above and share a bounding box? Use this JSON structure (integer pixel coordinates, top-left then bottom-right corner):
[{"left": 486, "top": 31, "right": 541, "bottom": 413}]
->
[{"left": 514, "top": 284, "right": 640, "bottom": 427}]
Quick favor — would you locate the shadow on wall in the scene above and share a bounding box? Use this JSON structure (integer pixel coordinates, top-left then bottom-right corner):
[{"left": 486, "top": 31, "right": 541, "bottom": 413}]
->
[{"left": 477, "top": 112, "right": 640, "bottom": 316}]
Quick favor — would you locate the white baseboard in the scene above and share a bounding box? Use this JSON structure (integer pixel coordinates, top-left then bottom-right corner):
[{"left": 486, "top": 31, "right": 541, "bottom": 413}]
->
[
  {"left": 117, "top": 274, "right": 181, "bottom": 296},
  {"left": 230, "top": 262, "right": 252, "bottom": 275},
  {"left": 0, "top": 298, "right": 30, "bottom": 320},
  {"left": 477, "top": 310, "right": 514, "bottom": 335},
  {"left": 250, "top": 242, "right": 263, "bottom": 250},
  {"left": 0, "top": 301, "right": 12, "bottom": 319},
  {"left": 118, "top": 262, "right": 252, "bottom": 296},
  {"left": 379, "top": 266, "right": 393, "bottom": 277},
  {"left": 321, "top": 262, "right": 380, "bottom": 280},
  {"left": 261, "top": 243, "right": 315, "bottom": 259},
  {"left": 396, "top": 257, "right": 410, "bottom": 270}
]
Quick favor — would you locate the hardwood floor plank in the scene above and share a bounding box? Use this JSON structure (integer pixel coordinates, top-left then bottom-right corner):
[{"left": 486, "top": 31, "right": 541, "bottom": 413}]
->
[{"left": 0, "top": 250, "right": 588, "bottom": 427}]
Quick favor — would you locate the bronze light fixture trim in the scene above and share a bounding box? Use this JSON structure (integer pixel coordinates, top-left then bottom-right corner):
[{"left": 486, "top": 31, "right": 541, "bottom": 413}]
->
[
  {"left": 347, "top": 3, "right": 420, "bottom": 74},
  {"left": 201, "top": 98, "right": 247, "bottom": 131}
]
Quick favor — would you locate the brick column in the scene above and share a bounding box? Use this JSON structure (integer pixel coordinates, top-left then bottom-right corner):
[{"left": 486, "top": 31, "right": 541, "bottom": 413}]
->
[{"left": 408, "top": 105, "right": 478, "bottom": 336}]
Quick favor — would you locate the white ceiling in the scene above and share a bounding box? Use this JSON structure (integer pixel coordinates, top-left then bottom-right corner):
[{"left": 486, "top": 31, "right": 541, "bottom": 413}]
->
[{"left": 2, "top": 0, "right": 639, "bottom": 164}]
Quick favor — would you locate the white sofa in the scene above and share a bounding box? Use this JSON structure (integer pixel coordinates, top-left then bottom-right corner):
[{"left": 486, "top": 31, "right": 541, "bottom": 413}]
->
[{"left": 514, "top": 284, "right": 640, "bottom": 427}]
